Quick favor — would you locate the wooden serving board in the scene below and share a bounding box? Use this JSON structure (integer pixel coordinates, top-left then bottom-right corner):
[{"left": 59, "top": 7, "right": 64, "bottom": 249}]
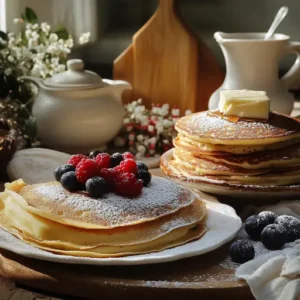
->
[
  {"left": 113, "top": 0, "right": 223, "bottom": 112},
  {"left": 0, "top": 246, "right": 252, "bottom": 300},
  {"left": 0, "top": 170, "right": 253, "bottom": 299}
]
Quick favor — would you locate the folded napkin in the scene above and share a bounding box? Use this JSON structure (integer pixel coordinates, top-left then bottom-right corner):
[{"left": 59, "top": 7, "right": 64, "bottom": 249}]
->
[{"left": 235, "top": 201, "right": 300, "bottom": 300}]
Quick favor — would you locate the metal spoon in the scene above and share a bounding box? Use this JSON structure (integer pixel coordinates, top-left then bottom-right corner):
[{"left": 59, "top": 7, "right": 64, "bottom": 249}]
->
[{"left": 265, "top": 6, "right": 288, "bottom": 40}]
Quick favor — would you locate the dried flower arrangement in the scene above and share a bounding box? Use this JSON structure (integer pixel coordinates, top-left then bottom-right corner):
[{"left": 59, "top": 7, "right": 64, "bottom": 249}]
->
[{"left": 114, "top": 99, "right": 192, "bottom": 158}]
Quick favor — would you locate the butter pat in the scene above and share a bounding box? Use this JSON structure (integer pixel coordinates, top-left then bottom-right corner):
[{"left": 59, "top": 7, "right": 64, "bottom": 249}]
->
[{"left": 219, "top": 90, "right": 270, "bottom": 119}]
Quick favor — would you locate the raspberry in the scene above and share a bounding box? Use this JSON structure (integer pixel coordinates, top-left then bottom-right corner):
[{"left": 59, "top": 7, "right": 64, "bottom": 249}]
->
[
  {"left": 68, "top": 154, "right": 88, "bottom": 167},
  {"left": 120, "top": 159, "right": 138, "bottom": 174},
  {"left": 115, "top": 173, "right": 143, "bottom": 197},
  {"left": 122, "top": 152, "right": 135, "bottom": 160},
  {"left": 95, "top": 153, "right": 111, "bottom": 170},
  {"left": 113, "top": 165, "right": 124, "bottom": 174},
  {"left": 99, "top": 168, "right": 118, "bottom": 186},
  {"left": 76, "top": 159, "right": 99, "bottom": 184}
]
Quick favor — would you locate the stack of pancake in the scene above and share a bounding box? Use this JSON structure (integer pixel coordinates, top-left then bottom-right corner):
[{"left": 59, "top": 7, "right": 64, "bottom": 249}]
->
[
  {"left": 0, "top": 177, "right": 206, "bottom": 258},
  {"left": 162, "top": 111, "right": 300, "bottom": 187}
]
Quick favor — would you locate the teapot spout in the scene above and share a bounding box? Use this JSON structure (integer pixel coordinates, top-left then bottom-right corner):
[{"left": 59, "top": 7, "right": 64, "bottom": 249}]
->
[{"left": 22, "top": 76, "right": 43, "bottom": 88}]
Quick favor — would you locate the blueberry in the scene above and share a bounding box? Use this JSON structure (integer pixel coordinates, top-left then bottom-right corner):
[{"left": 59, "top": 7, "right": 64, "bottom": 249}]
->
[
  {"left": 261, "top": 224, "right": 287, "bottom": 250},
  {"left": 244, "top": 213, "right": 275, "bottom": 240},
  {"left": 257, "top": 211, "right": 277, "bottom": 224},
  {"left": 137, "top": 170, "right": 152, "bottom": 187},
  {"left": 285, "top": 223, "right": 300, "bottom": 242},
  {"left": 54, "top": 164, "right": 75, "bottom": 181},
  {"left": 274, "top": 215, "right": 300, "bottom": 227},
  {"left": 274, "top": 215, "right": 300, "bottom": 242},
  {"left": 89, "top": 150, "right": 102, "bottom": 158},
  {"left": 86, "top": 177, "right": 107, "bottom": 197},
  {"left": 110, "top": 153, "right": 124, "bottom": 167},
  {"left": 137, "top": 161, "right": 148, "bottom": 172},
  {"left": 229, "top": 239, "right": 255, "bottom": 263},
  {"left": 60, "top": 171, "right": 83, "bottom": 192}
]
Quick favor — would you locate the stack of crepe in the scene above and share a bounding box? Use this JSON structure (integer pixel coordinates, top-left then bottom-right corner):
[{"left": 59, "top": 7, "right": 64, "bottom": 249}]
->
[
  {"left": 162, "top": 111, "right": 300, "bottom": 186},
  {"left": 0, "top": 177, "right": 206, "bottom": 258}
]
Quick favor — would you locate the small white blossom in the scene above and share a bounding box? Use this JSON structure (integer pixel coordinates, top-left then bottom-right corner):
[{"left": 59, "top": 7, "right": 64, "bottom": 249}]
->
[
  {"left": 13, "top": 18, "right": 22, "bottom": 24},
  {"left": 56, "top": 64, "right": 66, "bottom": 72},
  {"left": 41, "top": 22, "right": 50, "bottom": 33},
  {"left": 4, "top": 68, "right": 12, "bottom": 76},
  {"left": 156, "top": 123, "right": 164, "bottom": 133},
  {"left": 185, "top": 109, "right": 192, "bottom": 115},
  {"left": 79, "top": 32, "right": 90, "bottom": 45},
  {"left": 49, "top": 33, "right": 58, "bottom": 42},
  {"left": 137, "top": 145, "right": 146, "bottom": 153},
  {"left": 172, "top": 108, "right": 180, "bottom": 116},
  {"left": 7, "top": 55, "right": 14, "bottom": 62},
  {"left": 148, "top": 125, "right": 155, "bottom": 132},
  {"left": 137, "top": 134, "right": 144, "bottom": 142},
  {"left": 148, "top": 137, "right": 157, "bottom": 144},
  {"left": 32, "top": 23, "right": 39, "bottom": 30}
]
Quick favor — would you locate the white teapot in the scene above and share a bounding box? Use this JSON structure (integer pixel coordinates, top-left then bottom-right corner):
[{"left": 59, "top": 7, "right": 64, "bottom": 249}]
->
[{"left": 23, "top": 59, "right": 131, "bottom": 154}]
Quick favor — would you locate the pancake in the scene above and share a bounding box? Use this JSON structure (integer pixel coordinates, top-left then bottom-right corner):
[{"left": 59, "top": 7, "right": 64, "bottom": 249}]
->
[
  {"left": 6, "top": 222, "right": 206, "bottom": 258},
  {"left": 173, "top": 148, "right": 269, "bottom": 176},
  {"left": 168, "top": 158, "right": 300, "bottom": 186},
  {"left": 18, "top": 177, "right": 196, "bottom": 229},
  {"left": 0, "top": 189, "right": 206, "bottom": 249},
  {"left": 176, "top": 111, "right": 300, "bottom": 146},
  {"left": 174, "top": 134, "right": 300, "bottom": 155},
  {"left": 200, "top": 143, "right": 300, "bottom": 170}
]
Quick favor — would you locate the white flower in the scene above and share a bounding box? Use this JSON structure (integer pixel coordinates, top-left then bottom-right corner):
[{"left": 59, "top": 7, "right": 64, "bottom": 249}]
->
[
  {"left": 137, "top": 145, "right": 146, "bottom": 153},
  {"left": 7, "top": 55, "right": 14, "bottom": 62},
  {"left": 163, "top": 119, "right": 171, "bottom": 128},
  {"left": 185, "top": 109, "right": 192, "bottom": 115},
  {"left": 31, "top": 31, "right": 39, "bottom": 41},
  {"left": 13, "top": 18, "right": 22, "bottom": 24},
  {"left": 162, "top": 104, "right": 169, "bottom": 111},
  {"left": 156, "top": 123, "right": 164, "bottom": 133},
  {"left": 137, "top": 98, "right": 143, "bottom": 104},
  {"left": 8, "top": 32, "right": 15, "bottom": 39},
  {"left": 25, "top": 29, "right": 32, "bottom": 39},
  {"left": 152, "top": 107, "right": 159, "bottom": 114},
  {"left": 32, "top": 24, "right": 39, "bottom": 30},
  {"left": 149, "top": 137, "right": 157, "bottom": 144},
  {"left": 49, "top": 33, "right": 58, "bottom": 43},
  {"left": 79, "top": 32, "right": 90, "bottom": 45},
  {"left": 137, "top": 134, "right": 144, "bottom": 142},
  {"left": 172, "top": 108, "right": 180, "bottom": 116},
  {"left": 41, "top": 22, "right": 50, "bottom": 33},
  {"left": 4, "top": 68, "right": 12, "bottom": 76},
  {"left": 148, "top": 125, "right": 155, "bottom": 132}
]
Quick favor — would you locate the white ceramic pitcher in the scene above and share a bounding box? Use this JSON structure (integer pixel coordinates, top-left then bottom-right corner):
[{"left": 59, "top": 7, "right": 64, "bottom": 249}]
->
[{"left": 209, "top": 32, "right": 300, "bottom": 114}]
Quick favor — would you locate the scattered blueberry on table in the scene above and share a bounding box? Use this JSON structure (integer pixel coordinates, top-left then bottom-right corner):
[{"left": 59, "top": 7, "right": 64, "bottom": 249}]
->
[{"left": 230, "top": 211, "right": 300, "bottom": 263}]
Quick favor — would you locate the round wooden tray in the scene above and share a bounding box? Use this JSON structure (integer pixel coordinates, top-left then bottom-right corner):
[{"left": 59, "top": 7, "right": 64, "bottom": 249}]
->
[{"left": 0, "top": 244, "right": 253, "bottom": 300}]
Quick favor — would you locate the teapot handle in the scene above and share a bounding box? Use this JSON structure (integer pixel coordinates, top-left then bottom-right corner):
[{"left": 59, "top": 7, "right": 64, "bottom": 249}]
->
[{"left": 282, "top": 41, "right": 300, "bottom": 89}]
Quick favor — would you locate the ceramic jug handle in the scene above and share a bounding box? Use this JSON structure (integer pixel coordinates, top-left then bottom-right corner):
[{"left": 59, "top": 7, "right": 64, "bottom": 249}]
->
[{"left": 282, "top": 42, "right": 300, "bottom": 88}]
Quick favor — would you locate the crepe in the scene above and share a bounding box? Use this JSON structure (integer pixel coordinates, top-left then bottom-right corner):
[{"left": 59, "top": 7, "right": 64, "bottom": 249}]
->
[{"left": 0, "top": 177, "right": 207, "bottom": 257}]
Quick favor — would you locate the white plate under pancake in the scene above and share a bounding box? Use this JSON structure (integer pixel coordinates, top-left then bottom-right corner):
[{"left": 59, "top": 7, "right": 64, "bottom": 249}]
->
[{"left": 0, "top": 201, "right": 241, "bottom": 265}]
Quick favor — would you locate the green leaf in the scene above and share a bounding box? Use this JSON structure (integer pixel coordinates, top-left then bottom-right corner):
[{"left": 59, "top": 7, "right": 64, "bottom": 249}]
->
[
  {"left": 25, "top": 7, "right": 38, "bottom": 24},
  {"left": 55, "top": 27, "right": 69, "bottom": 40},
  {"left": 0, "top": 31, "right": 8, "bottom": 41}
]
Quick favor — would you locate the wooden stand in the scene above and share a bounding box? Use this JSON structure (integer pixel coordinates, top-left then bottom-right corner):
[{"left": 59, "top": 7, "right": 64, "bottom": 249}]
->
[{"left": 113, "top": 0, "right": 223, "bottom": 112}]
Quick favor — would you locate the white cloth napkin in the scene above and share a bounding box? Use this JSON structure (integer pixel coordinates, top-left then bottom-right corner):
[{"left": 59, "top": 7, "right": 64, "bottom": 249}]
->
[{"left": 235, "top": 201, "right": 300, "bottom": 300}]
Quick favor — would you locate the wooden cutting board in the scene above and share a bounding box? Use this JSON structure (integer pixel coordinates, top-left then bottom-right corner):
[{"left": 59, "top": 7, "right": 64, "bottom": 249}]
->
[{"left": 113, "top": 0, "right": 223, "bottom": 112}]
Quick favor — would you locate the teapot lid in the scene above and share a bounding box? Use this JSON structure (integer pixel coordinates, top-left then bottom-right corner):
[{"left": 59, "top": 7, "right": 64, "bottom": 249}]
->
[{"left": 43, "top": 59, "right": 105, "bottom": 89}]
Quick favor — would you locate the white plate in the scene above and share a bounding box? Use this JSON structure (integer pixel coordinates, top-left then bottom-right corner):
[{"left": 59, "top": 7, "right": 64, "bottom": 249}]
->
[
  {"left": 0, "top": 201, "right": 241, "bottom": 265},
  {"left": 161, "top": 149, "right": 300, "bottom": 199}
]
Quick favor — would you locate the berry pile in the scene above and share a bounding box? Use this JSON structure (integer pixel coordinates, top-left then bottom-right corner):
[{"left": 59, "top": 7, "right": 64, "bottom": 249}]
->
[
  {"left": 53, "top": 151, "right": 152, "bottom": 198},
  {"left": 229, "top": 211, "right": 300, "bottom": 263}
]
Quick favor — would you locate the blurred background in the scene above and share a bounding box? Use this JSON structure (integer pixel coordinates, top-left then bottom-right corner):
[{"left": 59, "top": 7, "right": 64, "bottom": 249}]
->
[{"left": 1, "top": 0, "right": 300, "bottom": 84}]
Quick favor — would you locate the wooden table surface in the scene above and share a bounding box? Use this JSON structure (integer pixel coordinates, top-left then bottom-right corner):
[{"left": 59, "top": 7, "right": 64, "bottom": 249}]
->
[{"left": 0, "top": 104, "right": 299, "bottom": 299}]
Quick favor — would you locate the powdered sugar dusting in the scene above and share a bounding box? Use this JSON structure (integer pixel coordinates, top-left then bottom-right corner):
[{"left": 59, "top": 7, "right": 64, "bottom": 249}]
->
[
  {"left": 23, "top": 177, "right": 195, "bottom": 227},
  {"left": 176, "top": 111, "right": 300, "bottom": 141}
]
